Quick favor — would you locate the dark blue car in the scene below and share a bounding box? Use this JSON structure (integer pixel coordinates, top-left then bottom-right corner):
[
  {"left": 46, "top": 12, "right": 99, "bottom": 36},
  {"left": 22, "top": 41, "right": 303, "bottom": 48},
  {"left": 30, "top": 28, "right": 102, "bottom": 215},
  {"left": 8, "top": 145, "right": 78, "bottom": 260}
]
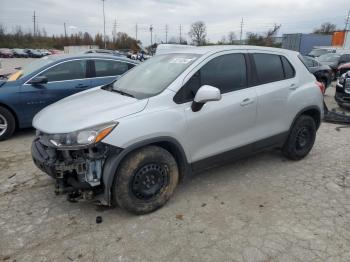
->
[{"left": 0, "top": 54, "right": 138, "bottom": 140}]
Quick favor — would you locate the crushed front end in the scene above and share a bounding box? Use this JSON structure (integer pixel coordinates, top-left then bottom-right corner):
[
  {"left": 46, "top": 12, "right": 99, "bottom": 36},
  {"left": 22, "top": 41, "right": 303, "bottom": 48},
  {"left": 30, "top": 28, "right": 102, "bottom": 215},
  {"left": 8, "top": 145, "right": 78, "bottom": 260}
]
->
[{"left": 31, "top": 131, "right": 121, "bottom": 203}]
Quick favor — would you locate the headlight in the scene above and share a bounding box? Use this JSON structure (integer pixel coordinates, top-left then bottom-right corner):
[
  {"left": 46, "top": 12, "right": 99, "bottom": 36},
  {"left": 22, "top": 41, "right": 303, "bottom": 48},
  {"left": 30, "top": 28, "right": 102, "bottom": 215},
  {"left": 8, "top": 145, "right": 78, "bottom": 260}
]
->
[{"left": 48, "top": 122, "right": 118, "bottom": 149}]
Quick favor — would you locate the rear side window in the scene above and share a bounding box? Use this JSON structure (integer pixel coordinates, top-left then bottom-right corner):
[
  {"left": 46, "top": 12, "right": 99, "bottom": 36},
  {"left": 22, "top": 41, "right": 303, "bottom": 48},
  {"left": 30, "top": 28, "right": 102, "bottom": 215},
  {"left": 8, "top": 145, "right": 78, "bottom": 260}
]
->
[
  {"left": 174, "top": 53, "right": 247, "bottom": 103},
  {"left": 94, "top": 60, "right": 129, "bottom": 77},
  {"left": 281, "top": 56, "right": 295, "bottom": 79},
  {"left": 253, "top": 53, "right": 284, "bottom": 84}
]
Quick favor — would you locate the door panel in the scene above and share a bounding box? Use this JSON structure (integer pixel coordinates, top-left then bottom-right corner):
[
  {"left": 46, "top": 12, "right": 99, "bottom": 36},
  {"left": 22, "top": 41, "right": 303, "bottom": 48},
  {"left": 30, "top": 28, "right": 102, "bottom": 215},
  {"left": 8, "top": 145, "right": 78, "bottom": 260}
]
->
[
  {"left": 178, "top": 52, "right": 257, "bottom": 162},
  {"left": 20, "top": 59, "right": 91, "bottom": 124},
  {"left": 184, "top": 88, "right": 257, "bottom": 162},
  {"left": 249, "top": 52, "right": 296, "bottom": 141}
]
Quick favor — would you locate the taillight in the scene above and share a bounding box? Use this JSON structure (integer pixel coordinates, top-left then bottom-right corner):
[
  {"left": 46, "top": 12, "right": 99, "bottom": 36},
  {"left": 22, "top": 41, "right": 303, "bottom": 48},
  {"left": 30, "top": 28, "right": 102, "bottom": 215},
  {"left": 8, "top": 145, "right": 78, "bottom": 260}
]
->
[{"left": 316, "top": 81, "right": 325, "bottom": 94}]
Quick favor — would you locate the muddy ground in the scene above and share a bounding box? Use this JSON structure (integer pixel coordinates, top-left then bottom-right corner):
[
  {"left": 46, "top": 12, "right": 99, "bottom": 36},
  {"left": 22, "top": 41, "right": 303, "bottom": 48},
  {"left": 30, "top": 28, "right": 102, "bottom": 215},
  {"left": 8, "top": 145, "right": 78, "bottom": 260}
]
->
[{"left": 0, "top": 58, "right": 350, "bottom": 261}]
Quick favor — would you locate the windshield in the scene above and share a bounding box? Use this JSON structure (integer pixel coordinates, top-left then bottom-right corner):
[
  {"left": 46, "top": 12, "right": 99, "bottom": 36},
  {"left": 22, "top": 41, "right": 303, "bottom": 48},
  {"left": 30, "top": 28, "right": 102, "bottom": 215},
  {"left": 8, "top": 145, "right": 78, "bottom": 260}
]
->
[
  {"left": 309, "top": 49, "right": 329, "bottom": 57},
  {"left": 317, "top": 53, "right": 340, "bottom": 62},
  {"left": 112, "top": 53, "right": 200, "bottom": 99},
  {"left": 7, "top": 56, "right": 54, "bottom": 81}
]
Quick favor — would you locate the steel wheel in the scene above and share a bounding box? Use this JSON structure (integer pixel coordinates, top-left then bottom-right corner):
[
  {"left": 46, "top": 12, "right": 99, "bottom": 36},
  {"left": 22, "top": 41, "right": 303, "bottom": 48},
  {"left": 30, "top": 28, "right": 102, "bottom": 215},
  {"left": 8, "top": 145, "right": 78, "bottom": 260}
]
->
[{"left": 131, "top": 163, "right": 169, "bottom": 201}]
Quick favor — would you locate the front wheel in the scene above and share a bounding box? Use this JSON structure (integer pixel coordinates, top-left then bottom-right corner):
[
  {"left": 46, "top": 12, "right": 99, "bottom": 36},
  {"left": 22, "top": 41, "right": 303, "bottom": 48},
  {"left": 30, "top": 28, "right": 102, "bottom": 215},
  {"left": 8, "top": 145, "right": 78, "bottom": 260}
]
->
[
  {"left": 113, "top": 146, "right": 179, "bottom": 214},
  {"left": 283, "top": 115, "right": 316, "bottom": 160},
  {"left": 0, "top": 106, "right": 16, "bottom": 141}
]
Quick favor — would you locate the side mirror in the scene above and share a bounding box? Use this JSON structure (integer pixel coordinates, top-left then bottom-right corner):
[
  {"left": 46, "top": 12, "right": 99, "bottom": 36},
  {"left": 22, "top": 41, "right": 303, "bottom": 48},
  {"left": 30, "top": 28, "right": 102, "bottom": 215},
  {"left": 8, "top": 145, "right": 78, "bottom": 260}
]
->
[
  {"left": 192, "top": 85, "right": 221, "bottom": 112},
  {"left": 28, "top": 76, "right": 48, "bottom": 85}
]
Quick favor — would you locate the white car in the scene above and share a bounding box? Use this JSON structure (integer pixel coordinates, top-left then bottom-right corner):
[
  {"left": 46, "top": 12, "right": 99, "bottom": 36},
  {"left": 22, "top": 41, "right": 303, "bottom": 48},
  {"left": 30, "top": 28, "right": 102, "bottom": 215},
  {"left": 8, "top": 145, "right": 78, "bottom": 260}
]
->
[{"left": 31, "top": 46, "right": 324, "bottom": 214}]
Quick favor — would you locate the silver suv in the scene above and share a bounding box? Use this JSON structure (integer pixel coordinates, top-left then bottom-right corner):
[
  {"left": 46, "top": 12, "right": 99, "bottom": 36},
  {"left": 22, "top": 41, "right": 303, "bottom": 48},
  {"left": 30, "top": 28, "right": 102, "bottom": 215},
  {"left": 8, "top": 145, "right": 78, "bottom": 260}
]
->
[{"left": 31, "top": 46, "right": 324, "bottom": 214}]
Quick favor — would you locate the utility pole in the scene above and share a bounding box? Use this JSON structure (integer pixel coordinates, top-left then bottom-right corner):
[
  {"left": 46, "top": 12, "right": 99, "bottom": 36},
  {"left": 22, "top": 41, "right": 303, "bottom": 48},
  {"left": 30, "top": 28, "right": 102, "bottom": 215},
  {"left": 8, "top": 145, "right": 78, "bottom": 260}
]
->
[
  {"left": 64, "top": 22, "right": 67, "bottom": 38},
  {"left": 150, "top": 24, "right": 153, "bottom": 46},
  {"left": 112, "top": 18, "right": 117, "bottom": 42},
  {"left": 101, "top": 0, "right": 106, "bottom": 49},
  {"left": 32, "top": 11, "right": 36, "bottom": 36},
  {"left": 240, "top": 18, "right": 244, "bottom": 44},
  {"left": 135, "top": 23, "right": 138, "bottom": 41},
  {"left": 179, "top": 24, "right": 182, "bottom": 44},
  {"left": 344, "top": 9, "right": 350, "bottom": 30},
  {"left": 165, "top": 24, "right": 168, "bottom": 43}
]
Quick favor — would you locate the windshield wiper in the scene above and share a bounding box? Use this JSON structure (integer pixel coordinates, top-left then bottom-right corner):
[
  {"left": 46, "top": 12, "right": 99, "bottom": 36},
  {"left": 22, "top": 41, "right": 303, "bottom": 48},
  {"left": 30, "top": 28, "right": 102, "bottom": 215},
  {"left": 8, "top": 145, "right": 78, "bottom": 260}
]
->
[{"left": 112, "top": 89, "right": 135, "bottom": 98}]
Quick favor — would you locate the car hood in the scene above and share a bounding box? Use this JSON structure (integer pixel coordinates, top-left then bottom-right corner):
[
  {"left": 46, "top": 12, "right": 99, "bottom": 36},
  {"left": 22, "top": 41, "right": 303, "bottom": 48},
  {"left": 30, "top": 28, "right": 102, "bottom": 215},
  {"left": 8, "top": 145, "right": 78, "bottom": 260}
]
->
[
  {"left": 319, "top": 61, "right": 337, "bottom": 68},
  {"left": 33, "top": 87, "right": 148, "bottom": 134}
]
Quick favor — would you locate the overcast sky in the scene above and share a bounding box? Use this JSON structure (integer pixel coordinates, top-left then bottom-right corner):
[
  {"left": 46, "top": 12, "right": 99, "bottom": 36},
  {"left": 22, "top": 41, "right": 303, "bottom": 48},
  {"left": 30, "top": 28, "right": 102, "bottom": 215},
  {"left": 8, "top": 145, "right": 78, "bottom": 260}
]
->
[{"left": 1, "top": 0, "right": 349, "bottom": 45}]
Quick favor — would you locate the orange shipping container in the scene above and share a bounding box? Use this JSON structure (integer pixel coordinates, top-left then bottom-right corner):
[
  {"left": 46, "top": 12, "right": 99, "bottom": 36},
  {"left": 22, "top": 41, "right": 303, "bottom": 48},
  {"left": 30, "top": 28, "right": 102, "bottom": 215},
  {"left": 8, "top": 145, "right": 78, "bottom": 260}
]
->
[{"left": 332, "top": 31, "right": 345, "bottom": 46}]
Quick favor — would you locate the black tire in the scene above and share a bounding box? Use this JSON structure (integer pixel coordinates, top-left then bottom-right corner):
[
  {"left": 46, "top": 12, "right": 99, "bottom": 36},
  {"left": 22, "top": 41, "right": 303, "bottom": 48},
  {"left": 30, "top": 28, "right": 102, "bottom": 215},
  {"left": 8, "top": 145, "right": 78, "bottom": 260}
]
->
[
  {"left": 113, "top": 146, "right": 179, "bottom": 214},
  {"left": 0, "top": 106, "right": 16, "bottom": 141},
  {"left": 283, "top": 115, "right": 316, "bottom": 160}
]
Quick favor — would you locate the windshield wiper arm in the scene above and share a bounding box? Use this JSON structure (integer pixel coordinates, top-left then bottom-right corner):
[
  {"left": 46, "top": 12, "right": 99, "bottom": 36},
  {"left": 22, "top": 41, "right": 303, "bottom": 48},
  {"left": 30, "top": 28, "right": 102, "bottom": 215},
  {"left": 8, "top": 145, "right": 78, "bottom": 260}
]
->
[{"left": 113, "top": 89, "right": 135, "bottom": 98}]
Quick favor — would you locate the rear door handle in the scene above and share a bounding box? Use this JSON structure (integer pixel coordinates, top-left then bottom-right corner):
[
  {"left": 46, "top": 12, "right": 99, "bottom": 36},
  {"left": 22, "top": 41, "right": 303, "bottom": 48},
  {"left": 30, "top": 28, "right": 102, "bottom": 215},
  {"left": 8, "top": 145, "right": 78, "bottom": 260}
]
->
[
  {"left": 289, "top": 83, "right": 297, "bottom": 90},
  {"left": 240, "top": 98, "right": 254, "bottom": 106}
]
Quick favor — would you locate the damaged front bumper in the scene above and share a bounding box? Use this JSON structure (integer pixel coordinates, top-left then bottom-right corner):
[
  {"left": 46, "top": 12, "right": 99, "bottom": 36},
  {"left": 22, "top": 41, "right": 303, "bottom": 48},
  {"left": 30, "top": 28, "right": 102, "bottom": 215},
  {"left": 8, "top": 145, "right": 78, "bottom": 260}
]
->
[{"left": 31, "top": 133, "right": 122, "bottom": 204}]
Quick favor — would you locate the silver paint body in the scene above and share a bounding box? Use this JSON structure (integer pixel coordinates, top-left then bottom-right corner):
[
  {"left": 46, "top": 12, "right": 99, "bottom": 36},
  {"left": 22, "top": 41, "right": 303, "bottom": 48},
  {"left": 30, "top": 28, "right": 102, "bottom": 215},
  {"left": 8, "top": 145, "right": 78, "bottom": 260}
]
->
[{"left": 33, "top": 46, "right": 324, "bottom": 164}]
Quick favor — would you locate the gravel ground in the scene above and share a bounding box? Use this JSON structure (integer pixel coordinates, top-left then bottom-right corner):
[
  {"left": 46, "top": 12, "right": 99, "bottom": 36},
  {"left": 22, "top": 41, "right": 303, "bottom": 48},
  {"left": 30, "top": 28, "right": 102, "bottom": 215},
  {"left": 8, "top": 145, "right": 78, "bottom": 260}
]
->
[{"left": 0, "top": 58, "right": 350, "bottom": 262}]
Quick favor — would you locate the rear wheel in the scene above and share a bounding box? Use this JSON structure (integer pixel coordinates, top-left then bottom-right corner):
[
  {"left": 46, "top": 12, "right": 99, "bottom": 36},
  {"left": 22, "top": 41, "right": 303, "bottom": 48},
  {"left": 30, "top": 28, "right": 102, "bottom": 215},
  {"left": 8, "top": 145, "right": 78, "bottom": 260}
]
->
[
  {"left": 113, "top": 146, "right": 179, "bottom": 214},
  {"left": 0, "top": 106, "right": 16, "bottom": 141},
  {"left": 283, "top": 115, "right": 316, "bottom": 160}
]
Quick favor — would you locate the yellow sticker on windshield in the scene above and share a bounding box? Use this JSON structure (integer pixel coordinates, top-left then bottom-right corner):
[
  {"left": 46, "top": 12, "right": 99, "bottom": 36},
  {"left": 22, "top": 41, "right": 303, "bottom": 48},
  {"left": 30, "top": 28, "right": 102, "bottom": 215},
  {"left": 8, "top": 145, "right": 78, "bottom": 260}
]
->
[{"left": 7, "top": 70, "right": 23, "bottom": 81}]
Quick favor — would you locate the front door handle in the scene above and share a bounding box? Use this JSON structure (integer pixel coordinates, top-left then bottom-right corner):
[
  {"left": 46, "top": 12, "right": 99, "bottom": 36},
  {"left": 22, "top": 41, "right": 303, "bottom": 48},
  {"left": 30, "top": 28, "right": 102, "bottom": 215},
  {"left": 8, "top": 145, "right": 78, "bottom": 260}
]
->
[
  {"left": 75, "top": 84, "right": 89, "bottom": 89},
  {"left": 240, "top": 98, "right": 254, "bottom": 106}
]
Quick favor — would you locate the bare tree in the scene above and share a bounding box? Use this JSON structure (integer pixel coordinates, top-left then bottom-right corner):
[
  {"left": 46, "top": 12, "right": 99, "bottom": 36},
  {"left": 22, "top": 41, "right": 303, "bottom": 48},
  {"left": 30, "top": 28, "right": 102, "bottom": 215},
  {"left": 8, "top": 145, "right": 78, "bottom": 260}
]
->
[
  {"left": 313, "top": 22, "right": 337, "bottom": 35},
  {"left": 227, "top": 31, "right": 236, "bottom": 44},
  {"left": 189, "top": 21, "right": 207, "bottom": 46},
  {"left": 265, "top": 24, "right": 281, "bottom": 46}
]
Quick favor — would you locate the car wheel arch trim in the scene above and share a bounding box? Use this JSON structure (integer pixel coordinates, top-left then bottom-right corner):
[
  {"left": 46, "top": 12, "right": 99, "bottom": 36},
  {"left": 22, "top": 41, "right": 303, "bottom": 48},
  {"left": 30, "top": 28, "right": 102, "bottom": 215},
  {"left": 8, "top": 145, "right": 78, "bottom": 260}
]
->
[{"left": 101, "top": 136, "right": 191, "bottom": 206}]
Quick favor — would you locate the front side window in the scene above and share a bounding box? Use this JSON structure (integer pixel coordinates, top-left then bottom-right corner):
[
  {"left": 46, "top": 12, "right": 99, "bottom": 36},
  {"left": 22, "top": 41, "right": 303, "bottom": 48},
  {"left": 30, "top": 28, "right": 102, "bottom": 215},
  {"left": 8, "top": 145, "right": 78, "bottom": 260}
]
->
[
  {"left": 40, "top": 60, "right": 87, "bottom": 82},
  {"left": 253, "top": 53, "right": 285, "bottom": 84},
  {"left": 94, "top": 60, "right": 129, "bottom": 77},
  {"left": 174, "top": 53, "right": 247, "bottom": 103},
  {"left": 112, "top": 53, "right": 200, "bottom": 99}
]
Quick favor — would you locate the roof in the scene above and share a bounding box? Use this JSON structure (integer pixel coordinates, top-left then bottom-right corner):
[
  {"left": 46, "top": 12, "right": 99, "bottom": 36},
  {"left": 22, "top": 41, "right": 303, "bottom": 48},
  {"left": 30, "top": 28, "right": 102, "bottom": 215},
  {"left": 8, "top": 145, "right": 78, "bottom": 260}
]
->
[
  {"left": 43, "top": 54, "right": 138, "bottom": 64},
  {"left": 160, "top": 45, "right": 299, "bottom": 56}
]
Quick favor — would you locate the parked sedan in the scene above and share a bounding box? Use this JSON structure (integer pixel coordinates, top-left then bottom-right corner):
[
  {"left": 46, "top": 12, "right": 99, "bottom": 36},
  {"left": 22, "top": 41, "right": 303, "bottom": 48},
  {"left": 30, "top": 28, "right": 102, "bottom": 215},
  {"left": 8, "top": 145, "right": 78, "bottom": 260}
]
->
[
  {"left": 301, "top": 55, "right": 333, "bottom": 90},
  {"left": 337, "top": 62, "right": 350, "bottom": 76},
  {"left": 0, "top": 54, "right": 138, "bottom": 140},
  {"left": 0, "top": 48, "right": 14, "bottom": 58},
  {"left": 317, "top": 52, "right": 350, "bottom": 78},
  {"left": 12, "top": 48, "right": 29, "bottom": 58},
  {"left": 25, "top": 49, "right": 44, "bottom": 58},
  {"left": 335, "top": 71, "right": 350, "bottom": 108}
]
